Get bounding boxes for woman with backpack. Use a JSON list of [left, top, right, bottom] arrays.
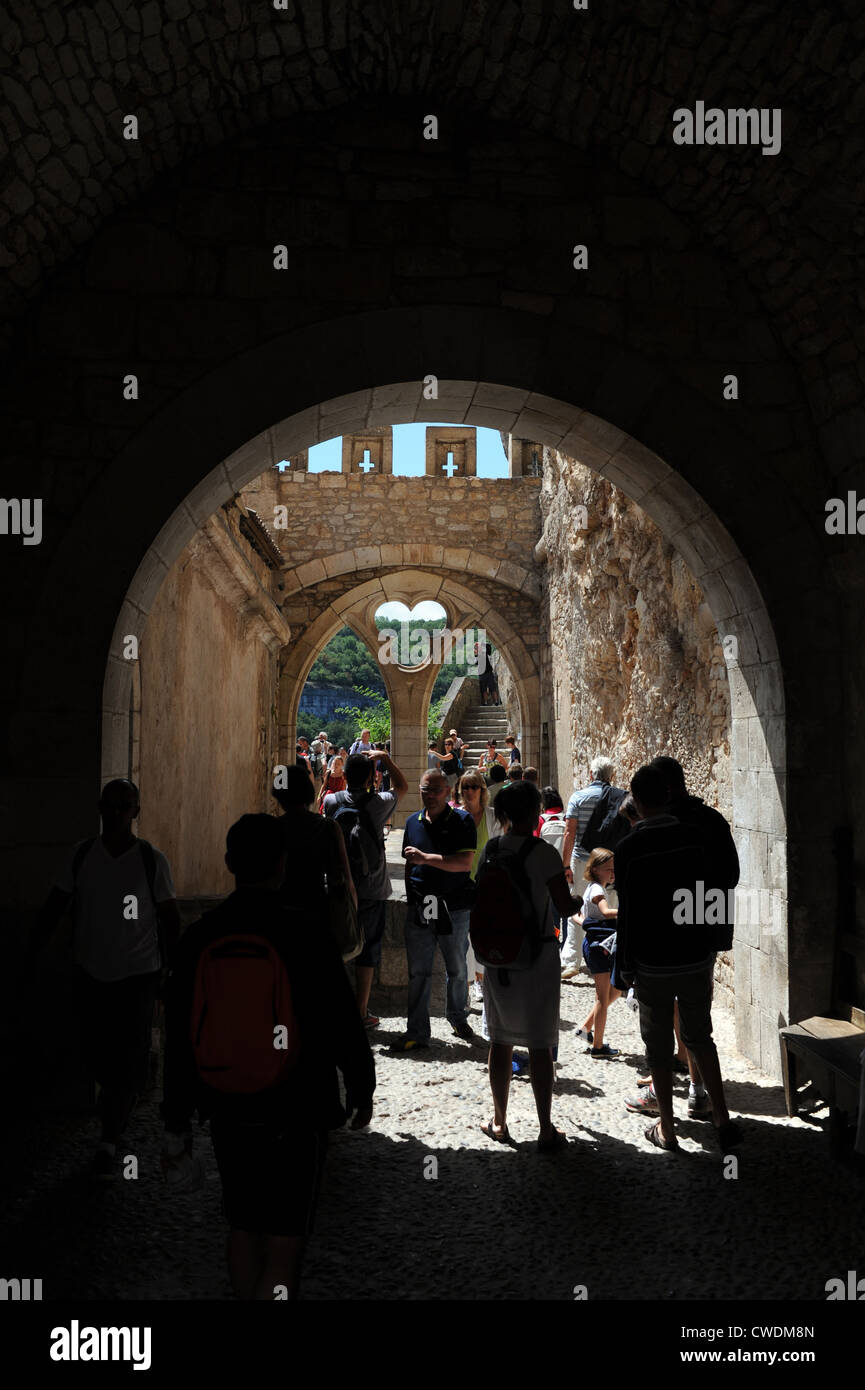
[[472, 780, 584, 1152]]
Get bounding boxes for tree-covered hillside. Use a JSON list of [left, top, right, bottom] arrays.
[[306, 621, 489, 699]]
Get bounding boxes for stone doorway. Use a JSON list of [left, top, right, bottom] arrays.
[[98, 383, 791, 1074]]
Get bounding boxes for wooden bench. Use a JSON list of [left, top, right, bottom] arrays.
[[779, 1016, 864, 1156]]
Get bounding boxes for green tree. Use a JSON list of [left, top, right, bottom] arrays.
[[334, 688, 391, 743]]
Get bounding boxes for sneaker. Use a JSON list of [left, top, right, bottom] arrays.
[[88, 1148, 116, 1182], [471, 980, 484, 1003], [574, 1028, 594, 1044], [623, 989, 639, 1014], [451, 1020, 476, 1042], [590, 1044, 620, 1059], [363, 1012, 380, 1029], [625, 1087, 659, 1114], [688, 1091, 713, 1120], [391, 1036, 429, 1052], [561, 967, 580, 980]]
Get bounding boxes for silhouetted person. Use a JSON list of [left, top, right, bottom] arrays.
[[28, 779, 180, 1180], [162, 814, 374, 1300], [650, 755, 740, 892], [324, 749, 408, 1026], [475, 780, 584, 1150], [615, 764, 742, 1152], [638, 755, 740, 1117], [272, 765, 357, 959], [396, 769, 477, 1050], [486, 761, 508, 808]]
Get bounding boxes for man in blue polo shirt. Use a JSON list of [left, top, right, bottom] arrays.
[[395, 769, 477, 1052]]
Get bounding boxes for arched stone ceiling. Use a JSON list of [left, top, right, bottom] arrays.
[[2, 0, 862, 385]]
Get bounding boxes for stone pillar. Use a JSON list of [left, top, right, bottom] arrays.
[[341, 426, 393, 474], [384, 664, 440, 828], [425, 426, 477, 477]]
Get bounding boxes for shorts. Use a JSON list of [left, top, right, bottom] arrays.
[[582, 936, 613, 976], [356, 897, 387, 968], [209, 1115, 327, 1237], [78, 968, 161, 1093], [635, 960, 717, 1073]]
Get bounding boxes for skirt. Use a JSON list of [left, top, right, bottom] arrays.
[[483, 940, 560, 1049]]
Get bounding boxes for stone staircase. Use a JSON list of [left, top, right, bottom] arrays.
[[453, 701, 513, 765]]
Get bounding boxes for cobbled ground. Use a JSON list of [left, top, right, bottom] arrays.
[[4, 973, 864, 1301]]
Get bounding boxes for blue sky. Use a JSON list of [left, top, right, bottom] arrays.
[[282, 425, 508, 618], [280, 423, 509, 477]]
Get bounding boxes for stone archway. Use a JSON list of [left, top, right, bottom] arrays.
[[277, 566, 542, 824], [96, 375, 791, 1071]]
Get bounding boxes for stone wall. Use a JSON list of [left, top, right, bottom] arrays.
[[138, 504, 285, 898], [540, 448, 731, 812], [240, 470, 543, 581], [490, 653, 522, 749], [538, 447, 736, 1004]]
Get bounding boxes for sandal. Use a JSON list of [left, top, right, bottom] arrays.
[[537, 1128, 568, 1154], [480, 1118, 510, 1143], [717, 1119, 744, 1151], [645, 1121, 679, 1151]]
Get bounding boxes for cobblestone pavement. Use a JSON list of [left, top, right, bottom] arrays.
[[4, 975, 864, 1302]]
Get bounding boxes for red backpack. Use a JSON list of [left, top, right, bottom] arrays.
[[470, 837, 550, 981], [190, 934, 300, 1094]]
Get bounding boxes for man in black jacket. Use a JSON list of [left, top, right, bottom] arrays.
[[161, 814, 375, 1300], [615, 765, 741, 1153], [651, 755, 740, 896]]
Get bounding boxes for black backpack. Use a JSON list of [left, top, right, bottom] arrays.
[[330, 792, 384, 884], [579, 785, 626, 853]]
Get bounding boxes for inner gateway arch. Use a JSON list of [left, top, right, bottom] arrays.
[[101, 400, 788, 1077]]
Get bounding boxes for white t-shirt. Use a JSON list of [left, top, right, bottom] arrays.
[[484, 834, 565, 934], [583, 881, 613, 928], [56, 838, 175, 982]]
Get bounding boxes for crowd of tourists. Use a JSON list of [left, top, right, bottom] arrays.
[[27, 732, 742, 1299]]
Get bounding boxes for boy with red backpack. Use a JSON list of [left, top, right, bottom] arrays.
[[161, 814, 374, 1300]]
